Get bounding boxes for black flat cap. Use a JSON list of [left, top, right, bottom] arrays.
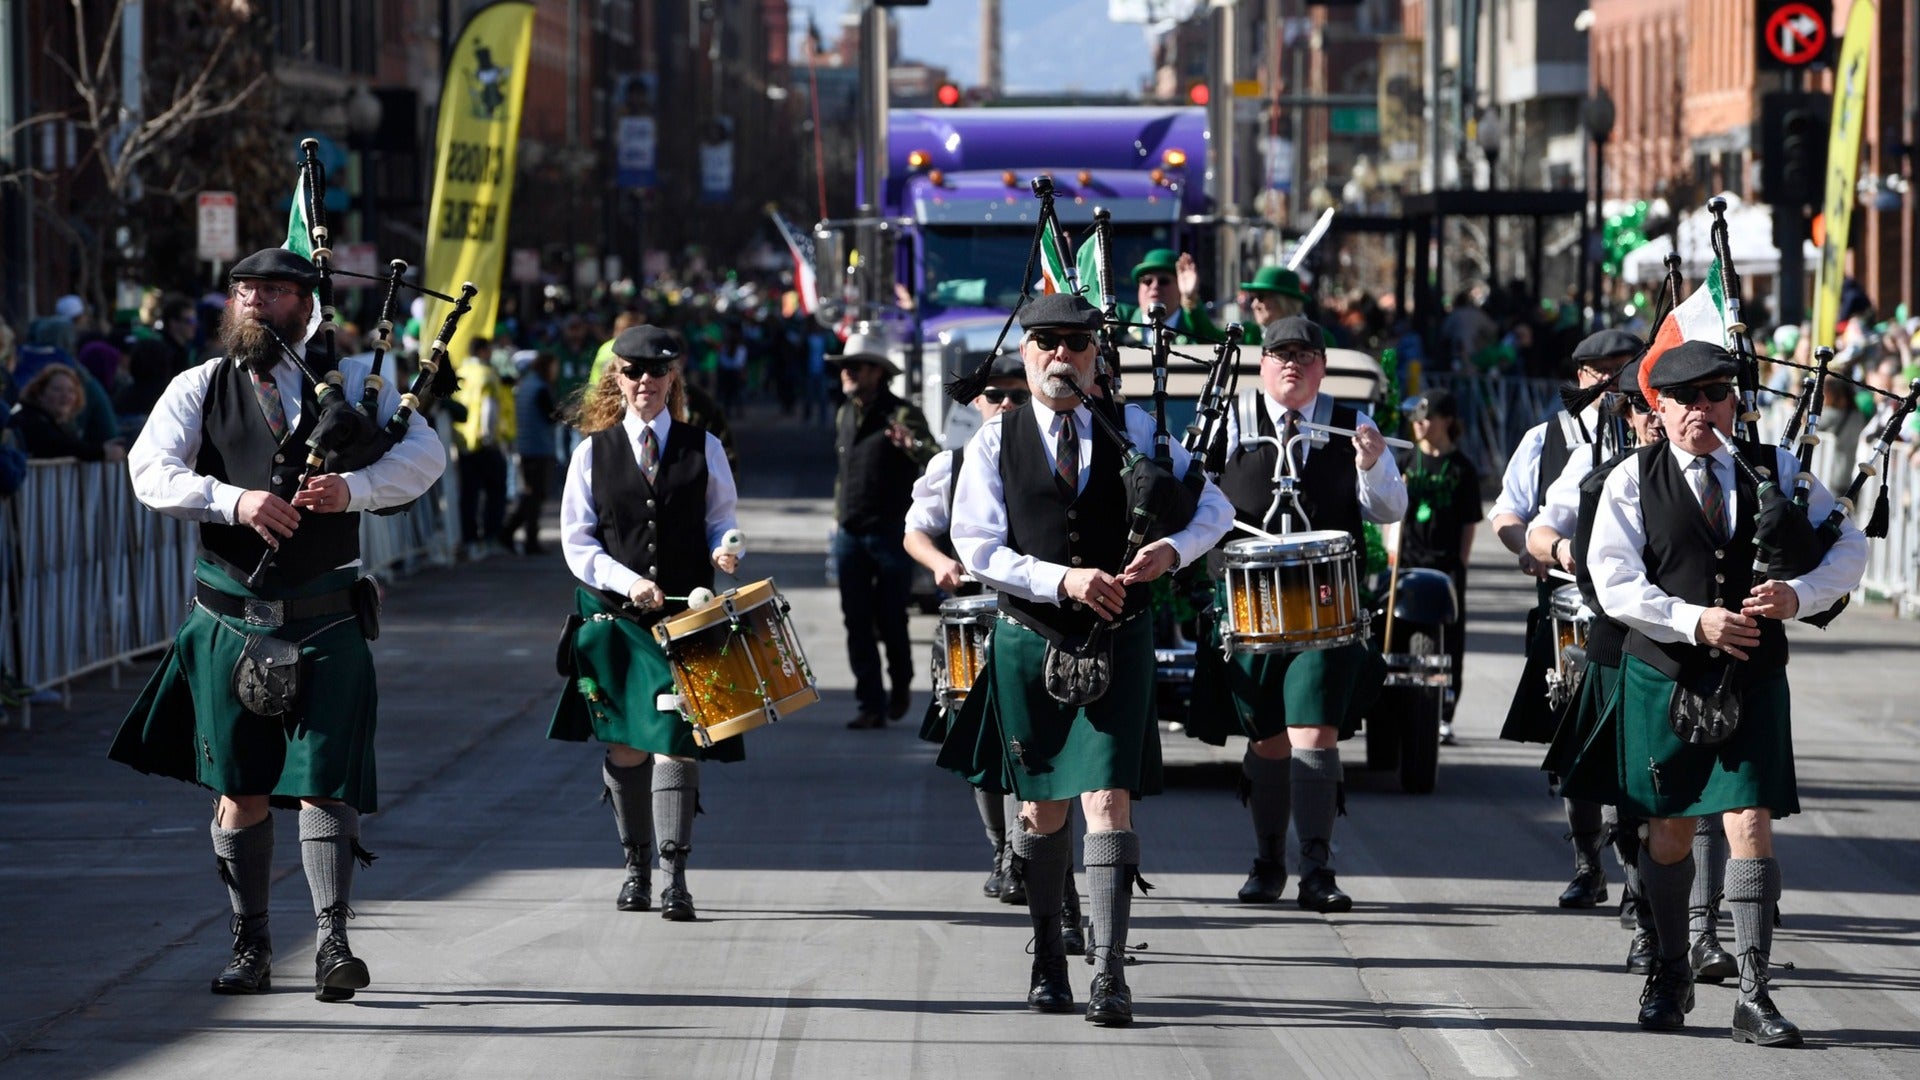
[[229, 248, 320, 289], [612, 325, 683, 362], [1018, 292, 1101, 331], [1617, 357, 1644, 395], [982, 351, 1026, 380], [1647, 339, 1738, 389], [1261, 315, 1325, 351], [1571, 328, 1643, 363], [1406, 386, 1458, 421]]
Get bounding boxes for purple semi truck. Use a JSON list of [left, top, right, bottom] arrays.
[[811, 105, 1212, 441]]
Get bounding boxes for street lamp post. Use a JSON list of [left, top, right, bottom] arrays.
[[1476, 107, 1503, 283], [1583, 88, 1615, 325]]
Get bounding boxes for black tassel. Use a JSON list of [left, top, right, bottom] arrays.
[[1130, 867, 1156, 895], [215, 856, 237, 890], [350, 839, 378, 869], [1868, 482, 1891, 539], [695, 792, 706, 816], [1235, 771, 1252, 807], [945, 355, 999, 405], [1559, 380, 1608, 415], [1335, 781, 1347, 818]]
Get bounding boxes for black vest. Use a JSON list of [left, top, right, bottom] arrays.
[[1572, 450, 1632, 666], [197, 360, 359, 588], [1533, 411, 1583, 516], [998, 402, 1138, 640], [1218, 398, 1364, 545], [589, 420, 714, 622], [836, 390, 918, 533], [1622, 439, 1787, 679], [935, 446, 965, 560]]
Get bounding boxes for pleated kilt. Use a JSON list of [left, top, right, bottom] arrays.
[[1499, 581, 1559, 743], [1560, 654, 1796, 819], [548, 587, 745, 762], [109, 560, 380, 812], [936, 615, 1160, 801]]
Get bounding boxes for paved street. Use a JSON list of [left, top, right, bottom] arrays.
[[4, 406, 1920, 1079]]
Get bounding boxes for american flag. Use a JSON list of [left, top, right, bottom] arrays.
[[767, 208, 820, 316]]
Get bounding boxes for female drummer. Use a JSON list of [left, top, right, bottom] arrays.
[[551, 325, 741, 922], [1387, 387, 1482, 743]]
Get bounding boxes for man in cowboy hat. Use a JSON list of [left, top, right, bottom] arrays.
[[110, 246, 446, 1004], [1576, 339, 1864, 1046], [831, 325, 938, 729]]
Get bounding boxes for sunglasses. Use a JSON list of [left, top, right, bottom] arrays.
[[1029, 332, 1092, 352], [1137, 275, 1175, 289], [980, 387, 1032, 405], [1662, 382, 1735, 406], [621, 360, 675, 378]]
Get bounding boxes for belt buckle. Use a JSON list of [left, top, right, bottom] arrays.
[[243, 598, 285, 628]]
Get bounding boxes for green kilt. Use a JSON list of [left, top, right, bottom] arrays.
[[1542, 657, 1620, 782], [109, 560, 380, 812], [936, 615, 1159, 800], [1499, 582, 1558, 743], [1562, 655, 1796, 819], [548, 587, 745, 762], [1181, 581, 1384, 745]]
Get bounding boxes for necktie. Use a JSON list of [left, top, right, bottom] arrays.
[[1695, 456, 1729, 542], [640, 425, 660, 483], [251, 369, 287, 440], [1282, 409, 1303, 471], [1054, 412, 1079, 497]]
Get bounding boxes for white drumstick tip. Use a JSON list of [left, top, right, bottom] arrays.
[[721, 529, 746, 555], [686, 587, 717, 608]]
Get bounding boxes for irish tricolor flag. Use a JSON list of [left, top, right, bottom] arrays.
[[1639, 258, 1731, 401], [284, 180, 324, 341], [1036, 219, 1104, 299]]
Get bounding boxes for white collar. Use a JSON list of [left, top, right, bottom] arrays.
[[623, 408, 670, 444]]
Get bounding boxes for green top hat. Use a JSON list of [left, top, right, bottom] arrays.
[[1130, 248, 1179, 283], [1238, 265, 1307, 301]]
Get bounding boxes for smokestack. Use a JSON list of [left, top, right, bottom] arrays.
[[981, 0, 1000, 97]]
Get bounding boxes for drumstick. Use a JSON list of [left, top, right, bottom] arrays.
[[1234, 518, 1283, 541], [1547, 568, 1577, 583], [1300, 419, 1416, 451], [664, 588, 719, 607]]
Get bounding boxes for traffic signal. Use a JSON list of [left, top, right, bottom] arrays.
[[1759, 91, 1830, 210], [1187, 81, 1209, 106], [936, 83, 961, 107]]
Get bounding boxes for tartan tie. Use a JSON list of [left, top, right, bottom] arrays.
[[640, 426, 660, 483], [251, 369, 287, 440], [1282, 409, 1303, 471], [1054, 412, 1078, 497], [1695, 456, 1729, 542]]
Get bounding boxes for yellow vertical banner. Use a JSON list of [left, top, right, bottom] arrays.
[[424, 0, 536, 366], [1811, 0, 1875, 346]]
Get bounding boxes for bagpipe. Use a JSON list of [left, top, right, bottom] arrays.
[[247, 138, 480, 589]]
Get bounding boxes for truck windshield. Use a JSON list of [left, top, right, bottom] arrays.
[[921, 224, 1176, 311]]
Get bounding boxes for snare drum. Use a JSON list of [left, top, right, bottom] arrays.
[[1220, 532, 1366, 654], [1545, 584, 1593, 709], [935, 594, 997, 712], [652, 579, 819, 747]]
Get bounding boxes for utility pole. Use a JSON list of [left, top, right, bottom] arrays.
[[980, 0, 1000, 97], [1208, 0, 1239, 303], [858, 1, 890, 316], [0, 0, 31, 319]]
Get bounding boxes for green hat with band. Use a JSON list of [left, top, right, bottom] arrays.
[[1238, 265, 1308, 300]]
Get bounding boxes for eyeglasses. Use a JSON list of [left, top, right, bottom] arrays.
[[232, 281, 301, 303], [1029, 332, 1092, 352], [622, 359, 675, 379], [1262, 349, 1322, 367], [980, 387, 1032, 405], [1663, 382, 1735, 406], [1626, 395, 1653, 415], [1137, 275, 1174, 289]]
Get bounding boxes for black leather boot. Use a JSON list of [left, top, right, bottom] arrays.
[[1625, 929, 1655, 975], [1559, 861, 1608, 908], [1636, 956, 1695, 1031], [1690, 928, 1737, 983], [211, 913, 272, 995], [617, 842, 652, 912], [1298, 868, 1353, 913], [983, 843, 1007, 900], [659, 842, 695, 922], [313, 904, 370, 1003], [1026, 915, 1073, 1013], [1085, 971, 1133, 1026], [1237, 856, 1287, 904], [1000, 851, 1028, 905], [1730, 948, 1803, 1047]]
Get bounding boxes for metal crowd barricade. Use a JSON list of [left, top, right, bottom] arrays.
[[1859, 450, 1920, 615], [3, 458, 455, 730], [1423, 372, 1564, 488]]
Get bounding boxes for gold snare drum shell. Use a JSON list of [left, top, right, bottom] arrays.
[[1221, 532, 1366, 654]]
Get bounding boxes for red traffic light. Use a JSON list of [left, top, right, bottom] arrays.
[[936, 83, 961, 107], [1187, 82, 1209, 106]]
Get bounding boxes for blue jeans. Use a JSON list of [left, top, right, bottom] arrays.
[[833, 528, 914, 714]]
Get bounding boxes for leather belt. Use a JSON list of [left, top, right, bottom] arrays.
[[196, 582, 355, 628]]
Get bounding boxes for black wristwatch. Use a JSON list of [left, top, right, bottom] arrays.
[[1551, 538, 1568, 563]]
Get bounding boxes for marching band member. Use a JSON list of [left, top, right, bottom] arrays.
[[1185, 315, 1406, 912], [941, 293, 1232, 1026], [1574, 340, 1865, 1045], [550, 325, 741, 923], [1492, 328, 1636, 908], [110, 248, 446, 1002]]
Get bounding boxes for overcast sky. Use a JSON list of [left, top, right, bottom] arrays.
[[795, 0, 1159, 96]]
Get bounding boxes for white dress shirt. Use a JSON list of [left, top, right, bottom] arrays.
[[1220, 392, 1408, 525], [560, 409, 739, 596], [905, 449, 956, 536], [1589, 441, 1867, 645], [951, 402, 1234, 605], [129, 355, 447, 538]]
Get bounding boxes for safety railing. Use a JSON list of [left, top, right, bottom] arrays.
[[1423, 372, 1565, 488], [1, 458, 456, 729], [1856, 448, 1920, 616]]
